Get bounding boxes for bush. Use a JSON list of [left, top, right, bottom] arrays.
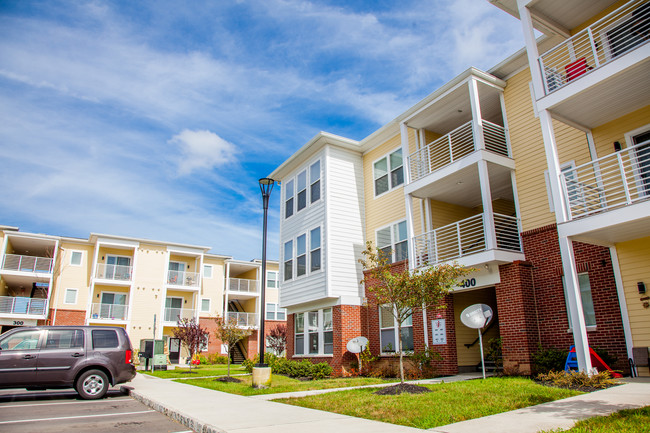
[[537, 369, 619, 389], [242, 354, 332, 379], [208, 354, 228, 364], [409, 347, 443, 378], [532, 346, 567, 374]]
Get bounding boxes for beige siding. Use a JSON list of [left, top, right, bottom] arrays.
[[129, 244, 167, 346], [453, 288, 499, 367], [429, 200, 479, 229], [51, 242, 94, 310], [592, 105, 650, 158], [616, 237, 650, 350]]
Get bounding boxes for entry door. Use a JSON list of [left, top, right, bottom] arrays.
[[633, 131, 650, 196], [0, 329, 42, 386], [106, 255, 131, 280], [169, 261, 185, 284], [165, 297, 183, 322], [169, 338, 181, 364], [101, 292, 127, 319]]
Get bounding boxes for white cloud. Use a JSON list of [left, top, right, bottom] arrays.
[[169, 129, 238, 175]]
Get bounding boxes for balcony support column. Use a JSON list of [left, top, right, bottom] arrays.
[[559, 235, 593, 373], [539, 109, 570, 223], [468, 78, 485, 151], [401, 122, 417, 270], [517, 0, 545, 99], [478, 160, 497, 250]]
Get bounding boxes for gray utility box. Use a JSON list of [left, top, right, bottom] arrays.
[[139, 339, 167, 371]]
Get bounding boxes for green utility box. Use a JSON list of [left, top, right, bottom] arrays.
[[139, 339, 167, 371]]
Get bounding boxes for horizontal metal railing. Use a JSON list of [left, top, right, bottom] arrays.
[[408, 120, 508, 183], [539, 0, 649, 95], [95, 263, 133, 281], [560, 139, 650, 219], [1, 254, 53, 273], [167, 270, 200, 287], [226, 311, 257, 328], [90, 303, 128, 320], [0, 296, 47, 315], [412, 213, 522, 267], [229, 278, 259, 293], [163, 307, 196, 323]]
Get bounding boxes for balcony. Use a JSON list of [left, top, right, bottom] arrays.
[[408, 120, 509, 184], [1, 254, 53, 274], [167, 270, 200, 288], [89, 303, 128, 321], [0, 296, 47, 316], [226, 311, 257, 328], [94, 263, 133, 282], [412, 213, 523, 268], [229, 278, 259, 294], [163, 307, 196, 324]]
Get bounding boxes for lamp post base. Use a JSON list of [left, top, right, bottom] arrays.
[[252, 366, 272, 389]]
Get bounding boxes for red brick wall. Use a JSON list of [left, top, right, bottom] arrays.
[[50, 309, 86, 325]]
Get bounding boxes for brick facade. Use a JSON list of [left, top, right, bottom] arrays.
[[49, 308, 86, 325]]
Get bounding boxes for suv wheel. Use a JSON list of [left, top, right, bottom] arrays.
[[76, 369, 109, 399]]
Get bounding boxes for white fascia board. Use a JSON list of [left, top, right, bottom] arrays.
[[90, 233, 210, 251], [282, 295, 362, 315], [167, 245, 206, 256], [94, 236, 140, 249]]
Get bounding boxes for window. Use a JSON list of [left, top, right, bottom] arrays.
[[310, 160, 321, 203], [45, 329, 83, 349], [379, 306, 413, 353], [200, 334, 209, 352], [165, 297, 183, 322], [267, 271, 278, 288], [64, 288, 78, 305], [285, 179, 294, 218], [294, 308, 332, 356], [563, 273, 596, 328], [284, 240, 293, 281], [266, 303, 276, 320], [377, 221, 408, 263], [296, 234, 307, 277], [297, 170, 307, 212], [201, 299, 211, 313], [323, 308, 333, 354], [374, 149, 403, 196], [92, 330, 119, 349], [310, 227, 321, 272], [631, 129, 650, 196], [266, 303, 286, 320], [105, 255, 131, 280], [295, 313, 304, 355], [70, 251, 83, 266], [545, 162, 577, 213], [203, 265, 213, 278], [0, 330, 40, 351], [307, 311, 319, 354]]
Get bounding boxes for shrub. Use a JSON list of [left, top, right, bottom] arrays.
[[485, 337, 503, 371], [532, 346, 567, 374], [409, 347, 443, 378], [241, 354, 331, 379], [537, 369, 619, 389], [208, 354, 228, 364]]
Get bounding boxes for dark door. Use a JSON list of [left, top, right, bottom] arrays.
[[169, 338, 180, 364], [36, 329, 85, 385], [633, 131, 650, 195], [0, 329, 42, 386]]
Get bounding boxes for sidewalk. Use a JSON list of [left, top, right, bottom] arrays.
[[126, 373, 650, 433]]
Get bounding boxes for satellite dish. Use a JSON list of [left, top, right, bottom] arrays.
[[346, 336, 369, 354], [460, 304, 493, 329]]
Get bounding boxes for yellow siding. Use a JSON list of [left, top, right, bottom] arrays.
[[616, 237, 650, 350], [169, 253, 199, 273], [570, 0, 629, 34], [51, 242, 94, 310], [429, 200, 479, 229], [492, 199, 516, 216], [453, 288, 499, 367], [201, 257, 226, 317], [592, 105, 650, 158]]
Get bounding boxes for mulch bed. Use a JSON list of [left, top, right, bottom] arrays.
[[375, 383, 432, 395], [214, 376, 242, 383], [180, 371, 198, 374], [535, 380, 620, 393]]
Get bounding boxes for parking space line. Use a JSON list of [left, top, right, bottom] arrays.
[[0, 398, 133, 409], [0, 409, 155, 425]]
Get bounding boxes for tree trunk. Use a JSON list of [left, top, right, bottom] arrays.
[[397, 321, 404, 383]]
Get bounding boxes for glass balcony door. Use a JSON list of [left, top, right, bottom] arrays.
[[99, 292, 127, 319], [105, 255, 131, 280]]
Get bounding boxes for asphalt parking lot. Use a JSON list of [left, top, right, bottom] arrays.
[[0, 386, 190, 433]]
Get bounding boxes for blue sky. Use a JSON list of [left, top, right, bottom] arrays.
[[0, 0, 523, 260]]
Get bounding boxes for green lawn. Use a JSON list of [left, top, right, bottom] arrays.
[[275, 377, 583, 429], [139, 364, 247, 378], [183, 374, 397, 396], [543, 406, 650, 433]]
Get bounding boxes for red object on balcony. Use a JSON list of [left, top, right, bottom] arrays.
[[565, 57, 590, 82]]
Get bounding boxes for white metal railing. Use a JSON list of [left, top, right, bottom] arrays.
[[408, 120, 509, 183], [167, 270, 200, 287], [90, 303, 128, 320], [95, 263, 133, 281], [561, 140, 650, 219], [539, 0, 649, 95], [0, 296, 47, 315], [164, 307, 196, 323], [229, 278, 259, 293], [226, 311, 257, 327], [412, 213, 522, 267], [1, 254, 53, 273]]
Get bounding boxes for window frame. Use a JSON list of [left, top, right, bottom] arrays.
[[203, 264, 213, 279], [310, 160, 321, 204], [69, 250, 83, 266], [201, 298, 211, 313], [296, 234, 307, 278], [284, 179, 295, 219], [283, 240, 293, 281], [375, 220, 408, 264], [373, 148, 404, 197], [64, 288, 78, 305], [265, 302, 286, 320], [310, 227, 321, 273], [563, 272, 597, 330], [379, 305, 414, 355], [624, 123, 650, 197], [283, 158, 323, 219], [266, 270, 279, 289], [296, 169, 308, 212], [294, 308, 332, 356]]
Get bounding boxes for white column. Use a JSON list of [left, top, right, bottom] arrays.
[[559, 236, 592, 372], [478, 160, 497, 250], [401, 122, 417, 270], [517, 1, 545, 99], [539, 109, 569, 223], [609, 247, 634, 361], [468, 78, 485, 151]]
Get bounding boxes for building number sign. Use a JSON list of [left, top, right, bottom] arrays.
[[431, 319, 447, 345]]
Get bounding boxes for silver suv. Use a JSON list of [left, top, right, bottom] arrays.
[[0, 326, 136, 399]]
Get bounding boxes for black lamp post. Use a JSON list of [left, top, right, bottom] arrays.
[[257, 177, 275, 367]]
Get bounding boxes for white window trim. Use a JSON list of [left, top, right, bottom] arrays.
[[375, 219, 408, 263], [203, 264, 213, 279], [284, 178, 295, 219], [265, 302, 286, 320], [379, 305, 413, 356], [283, 240, 293, 282], [310, 227, 322, 273], [201, 298, 211, 313], [63, 288, 78, 305], [624, 123, 650, 197], [266, 270, 279, 289], [283, 158, 323, 219], [372, 148, 404, 198], [293, 308, 333, 357], [562, 272, 597, 331], [283, 225, 323, 281], [309, 160, 322, 205], [69, 250, 83, 266]]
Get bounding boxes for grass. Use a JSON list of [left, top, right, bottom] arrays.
[[275, 377, 583, 429], [139, 364, 247, 378], [182, 374, 398, 396], [543, 406, 650, 433]]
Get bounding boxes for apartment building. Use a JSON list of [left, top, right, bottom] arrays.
[[0, 226, 282, 363], [271, 0, 649, 376]]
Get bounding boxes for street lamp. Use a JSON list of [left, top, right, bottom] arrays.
[[257, 177, 275, 367]]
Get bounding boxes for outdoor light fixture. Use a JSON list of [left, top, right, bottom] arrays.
[[638, 282, 646, 294], [258, 177, 275, 367], [614, 141, 622, 152]]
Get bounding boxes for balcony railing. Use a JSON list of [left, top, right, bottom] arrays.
[[1, 254, 53, 273], [0, 296, 47, 316], [167, 270, 200, 287], [226, 311, 257, 328], [164, 307, 196, 323], [90, 303, 128, 320], [412, 213, 522, 268], [95, 263, 133, 281], [408, 120, 509, 183], [539, 0, 649, 95], [229, 278, 259, 293], [560, 140, 650, 220]]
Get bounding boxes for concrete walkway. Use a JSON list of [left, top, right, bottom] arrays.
[[125, 373, 650, 433]]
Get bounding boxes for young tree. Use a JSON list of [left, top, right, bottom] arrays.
[[266, 324, 287, 356], [359, 241, 470, 383], [172, 317, 208, 372], [214, 315, 253, 377]]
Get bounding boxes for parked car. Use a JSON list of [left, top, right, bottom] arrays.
[[0, 326, 136, 399]]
